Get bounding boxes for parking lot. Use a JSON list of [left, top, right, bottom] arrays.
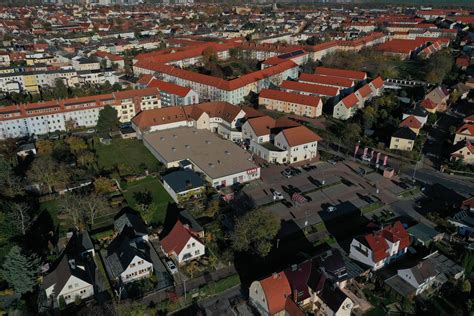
[[240, 159, 414, 233]]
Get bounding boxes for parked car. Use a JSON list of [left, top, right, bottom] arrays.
[[289, 166, 301, 175], [166, 260, 178, 274], [272, 190, 284, 200], [282, 169, 292, 178], [302, 164, 317, 171]]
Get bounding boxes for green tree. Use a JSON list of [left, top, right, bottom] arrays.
[[427, 113, 437, 126], [54, 78, 69, 99], [94, 177, 115, 195], [342, 123, 362, 146], [0, 156, 12, 190], [242, 91, 259, 107], [36, 139, 54, 156], [77, 152, 95, 167], [97, 106, 119, 135], [65, 136, 88, 155], [425, 50, 453, 84], [231, 209, 281, 257], [112, 82, 122, 91], [133, 191, 153, 212], [0, 246, 40, 294], [202, 46, 218, 64], [362, 106, 377, 130]]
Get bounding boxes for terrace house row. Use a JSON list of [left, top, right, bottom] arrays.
[[0, 88, 161, 139], [133, 33, 388, 105]]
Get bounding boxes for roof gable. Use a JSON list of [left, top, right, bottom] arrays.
[[161, 221, 202, 256], [281, 125, 321, 147], [260, 272, 292, 315]]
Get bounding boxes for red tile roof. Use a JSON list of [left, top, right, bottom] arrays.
[[314, 66, 367, 81], [113, 88, 160, 99], [358, 84, 373, 98], [260, 272, 292, 315], [400, 115, 422, 129], [365, 233, 389, 263], [0, 88, 160, 121], [370, 76, 384, 90], [456, 56, 470, 67], [420, 98, 437, 110], [456, 124, 474, 136], [259, 89, 321, 107], [281, 125, 321, 146], [341, 93, 360, 108], [464, 115, 474, 123], [363, 221, 410, 263], [135, 59, 298, 91], [161, 221, 201, 256], [284, 298, 305, 316], [280, 80, 339, 97], [246, 116, 276, 137], [381, 221, 410, 250], [132, 101, 246, 129], [137, 74, 154, 86], [148, 78, 191, 97], [284, 260, 312, 303], [94, 50, 124, 61], [132, 106, 189, 129], [375, 38, 428, 54], [299, 73, 354, 88]]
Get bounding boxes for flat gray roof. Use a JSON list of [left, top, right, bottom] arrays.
[[385, 275, 416, 298], [143, 127, 258, 180]]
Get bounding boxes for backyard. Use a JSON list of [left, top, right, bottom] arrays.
[[123, 176, 174, 226], [94, 138, 162, 175], [185, 57, 261, 80]]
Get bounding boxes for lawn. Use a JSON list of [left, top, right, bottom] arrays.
[[123, 177, 174, 225], [94, 138, 161, 175], [199, 274, 241, 297], [39, 197, 71, 236]]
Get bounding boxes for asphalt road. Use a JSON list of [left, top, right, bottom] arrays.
[[403, 166, 474, 197]]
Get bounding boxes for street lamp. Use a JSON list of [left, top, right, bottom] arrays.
[[412, 143, 424, 183]]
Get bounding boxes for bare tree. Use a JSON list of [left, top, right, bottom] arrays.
[[81, 193, 110, 225], [27, 156, 69, 193], [9, 202, 31, 235], [59, 193, 84, 227]]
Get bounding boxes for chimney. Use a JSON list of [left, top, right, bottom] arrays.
[[185, 179, 192, 189]]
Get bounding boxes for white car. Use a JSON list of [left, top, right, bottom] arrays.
[[327, 206, 337, 213], [273, 191, 284, 200], [166, 260, 178, 274]]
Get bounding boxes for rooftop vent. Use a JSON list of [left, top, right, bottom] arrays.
[[185, 144, 191, 149], [205, 140, 211, 144], [173, 134, 177, 138], [171, 147, 176, 151]]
